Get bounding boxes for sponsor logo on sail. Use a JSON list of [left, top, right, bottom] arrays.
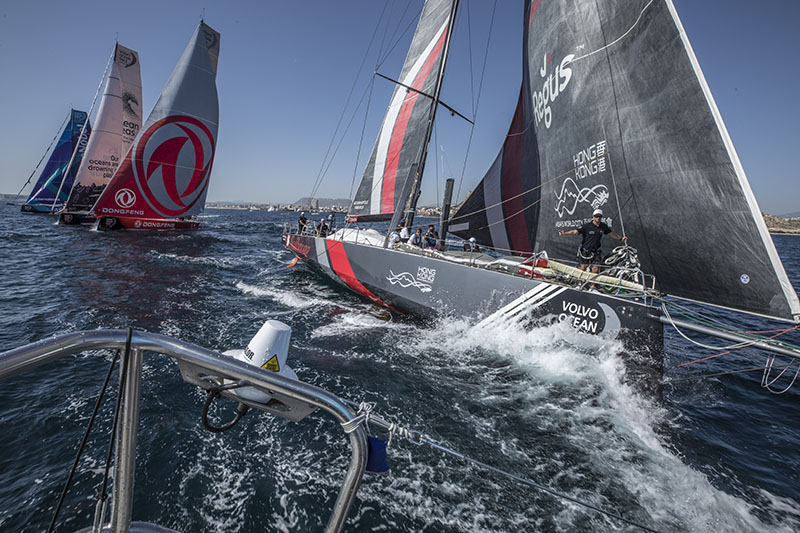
[[554, 178, 609, 217], [117, 48, 137, 68], [115, 188, 136, 208], [554, 140, 610, 219], [532, 53, 574, 129], [132, 115, 215, 217]]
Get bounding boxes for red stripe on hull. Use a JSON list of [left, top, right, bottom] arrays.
[[381, 27, 449, 213], [325, 240, 391, 308]]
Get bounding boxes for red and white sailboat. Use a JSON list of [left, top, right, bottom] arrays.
[[93, 21, 220, 230]]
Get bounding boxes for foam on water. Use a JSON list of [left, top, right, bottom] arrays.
[[364, 317, 799, 531], [235, 281, 329, 310]]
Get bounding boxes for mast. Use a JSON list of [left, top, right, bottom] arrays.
[[403, 0, 459, 230]]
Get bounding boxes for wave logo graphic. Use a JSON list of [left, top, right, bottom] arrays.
[[386, 270, 432, 293], [554, 177, 609, 217], [115, 188, 136, 208], [133, 115, 215, 217]]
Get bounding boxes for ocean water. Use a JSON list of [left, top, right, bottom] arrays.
[[0, 204, 798, 532]]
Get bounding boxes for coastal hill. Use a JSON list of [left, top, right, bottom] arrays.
[[763, 213, 800, 235]]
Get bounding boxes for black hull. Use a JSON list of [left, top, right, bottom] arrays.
[[284, 233, 664, 392], [58, 212, 97, 225]]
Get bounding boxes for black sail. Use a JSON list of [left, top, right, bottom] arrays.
[[347, 0, 454, 223], [453, 0, 799, 322]]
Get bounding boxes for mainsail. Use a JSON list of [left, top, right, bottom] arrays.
[[93, 22, 220, 223], [63, 44, 142, 214], [23, 109, 91, 212], [347, 0, 455, 223], [451, 0, 800, 322]]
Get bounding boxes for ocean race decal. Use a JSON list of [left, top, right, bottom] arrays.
[[134, 115, 215, 217], [554, 139, 610, 230], [386, 265, 436, 293]]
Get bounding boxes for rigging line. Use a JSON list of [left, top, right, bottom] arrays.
[[662, 299, 800, 350], [349, 75, 378, 203], [591, 0, 658, 287], [46, 347, 121, 533], [15, 115, 70, 199], [451, 158, 579, 223], [312, 79, 378, 201], [466, 0, 475, 114], [308, 1, 391, 203], [661, 303, 756, 352], [762, 355, 800, 394], [664, 361, 797, 383], [377, 2, 424, 68], [455, 0, 498, 205], [343, 400, 661, 533], [50, 48, 114, 214], [572, 0, 655, 64]]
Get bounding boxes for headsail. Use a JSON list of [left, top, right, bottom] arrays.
[[23, 110, 91, 211], [93, 22, 220, 222], [64, 44, 142, 214], [347, 0, 455, 223], [451, 0, 800, 322]]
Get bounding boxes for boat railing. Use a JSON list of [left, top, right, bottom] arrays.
[[282, 224, 659, 300], [0, 329, 367, 533]]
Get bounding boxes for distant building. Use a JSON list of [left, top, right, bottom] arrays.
[[311, 199, 319, 210]]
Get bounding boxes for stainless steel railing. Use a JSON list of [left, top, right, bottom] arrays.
[[0, 329, 367, 533]]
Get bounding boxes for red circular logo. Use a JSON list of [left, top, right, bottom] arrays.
[[132, 115, 216, 217]]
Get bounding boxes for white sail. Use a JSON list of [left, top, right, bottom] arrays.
[[64, 44, 142, 213]]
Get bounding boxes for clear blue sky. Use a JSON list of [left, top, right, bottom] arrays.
[[0, 1, 797, 215]]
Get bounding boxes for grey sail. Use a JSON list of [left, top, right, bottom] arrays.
[[452, 0, 799, 322], [347, 0, 454, 223]]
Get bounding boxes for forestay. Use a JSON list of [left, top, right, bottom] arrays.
[[450, 0, 800, 322]]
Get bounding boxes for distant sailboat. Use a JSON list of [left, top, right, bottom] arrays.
[[59, 43, 142, 225], [19, 109, 91, 213], [93, 21, 220, 230]]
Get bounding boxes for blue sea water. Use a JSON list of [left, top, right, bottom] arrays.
[[0, 204, 798, 532]]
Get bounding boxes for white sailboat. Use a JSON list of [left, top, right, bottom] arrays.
[[59, 43, 142, 225]]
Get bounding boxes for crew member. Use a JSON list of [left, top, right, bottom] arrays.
[[298, 212, 307, 234], [399, 221, 411, 243], [317, 218, 329, 237], [463, 237, 480, 253], [558, 208, 627, 275]]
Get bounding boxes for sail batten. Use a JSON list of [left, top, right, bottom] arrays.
[[451, 0, 799, 322]]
